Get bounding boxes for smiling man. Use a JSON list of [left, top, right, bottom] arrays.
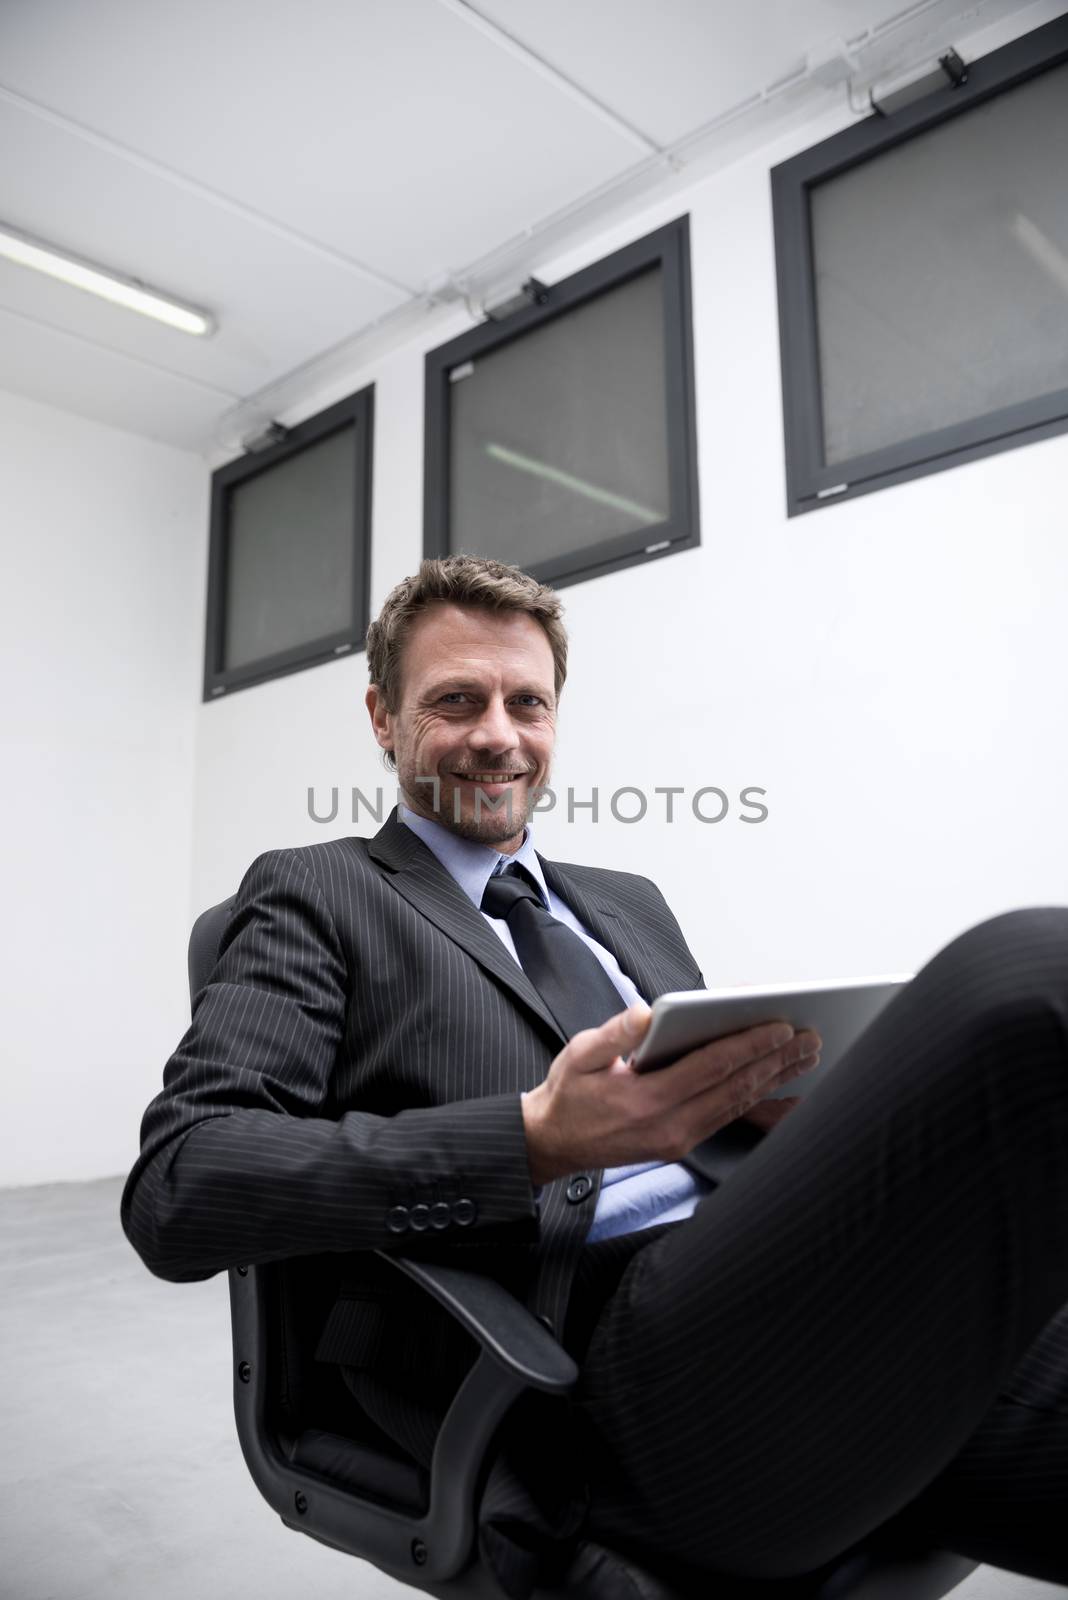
[[123, 555, 1068, 1598], [364, 592, 558, 851]]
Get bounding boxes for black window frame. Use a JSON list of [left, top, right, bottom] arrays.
[[423, 216, 700, 590], [772, 14, 1068, 517], [203, 384, 374, 700]]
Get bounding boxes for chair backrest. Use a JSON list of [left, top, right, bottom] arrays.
[[188, 896, 235, 1006], [185, 895, 415, 1490]]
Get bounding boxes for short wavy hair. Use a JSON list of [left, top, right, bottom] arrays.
[[366, 557, 568, 738]]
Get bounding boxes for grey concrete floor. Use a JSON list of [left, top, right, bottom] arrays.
[[0, 1177, 1063, 1600]]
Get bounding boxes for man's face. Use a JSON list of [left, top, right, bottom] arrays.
[[366, 601, 557, 853]]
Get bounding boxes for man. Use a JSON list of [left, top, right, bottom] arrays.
[[123, 555, 1068, 1597]]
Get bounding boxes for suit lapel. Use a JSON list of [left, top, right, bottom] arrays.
[[366, 810, 565, 1044], [538, 856, 684, 1004], [366, 809, 694, 1040]]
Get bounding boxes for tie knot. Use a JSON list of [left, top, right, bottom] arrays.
[[481, 862, 545, 919]]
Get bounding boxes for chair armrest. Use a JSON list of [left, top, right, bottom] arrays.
[[229, 1253, 576, 1589], [376, 1250, 578, 1393], [370, 1251, 578, 1580]]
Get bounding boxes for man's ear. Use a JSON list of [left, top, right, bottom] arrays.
[[365, 685, 393, 754]]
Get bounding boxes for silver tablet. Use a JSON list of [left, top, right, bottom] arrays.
[[629, 974, 912, 1095]]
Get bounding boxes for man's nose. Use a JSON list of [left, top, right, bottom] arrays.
[[467, 698, 517, 751]]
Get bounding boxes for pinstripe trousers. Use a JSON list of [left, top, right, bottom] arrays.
[[566, 908, 1068, 1588]]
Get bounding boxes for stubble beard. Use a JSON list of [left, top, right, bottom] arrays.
[[397, 758, 547, 848]]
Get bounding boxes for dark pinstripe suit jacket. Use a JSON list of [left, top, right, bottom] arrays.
[[122, 805, 714, 1574]]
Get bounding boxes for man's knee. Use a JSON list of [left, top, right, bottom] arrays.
[[928, 906, 1068, 986], [918, 906, 1068, 1074]]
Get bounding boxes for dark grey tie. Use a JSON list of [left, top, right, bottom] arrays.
[[482, 864, 760, 1186], [480, 862, 628, 1041]]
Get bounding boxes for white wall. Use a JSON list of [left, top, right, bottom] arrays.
[[0, 389, 206, 1186], [191, 84, 1068, 992], [4, 16, 1064, 1191]]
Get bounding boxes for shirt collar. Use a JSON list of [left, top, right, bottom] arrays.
[[399, 800, 548, 910]]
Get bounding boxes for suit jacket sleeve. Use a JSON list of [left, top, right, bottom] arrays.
[[121, 848, 540, 1283]]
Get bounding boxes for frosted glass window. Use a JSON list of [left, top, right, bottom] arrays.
[[223, 427, 355, 672], [812, 61, 1068, 466], [424, 216, 700, 588], [204, 384, 372, 698], [771, 17, 1068, 515], [449, 269, 670, 566]]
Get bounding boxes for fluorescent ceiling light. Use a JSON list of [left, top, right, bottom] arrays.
[[0, 224, 215, 336], [484, 442, 666, 525]]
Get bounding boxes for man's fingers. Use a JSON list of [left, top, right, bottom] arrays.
[[725, 1023, 821, 1068], [683, 1043, 820, 1133], [660, 1022, 818, 1104], [617, 1001, 653, 1053], [572, 1008, 820, 1107], [569, 1001, 652, 1073], [701, 1020, 794, 1072], [680, 1053, 810, 1138], [780, 1043, 822, 1080]]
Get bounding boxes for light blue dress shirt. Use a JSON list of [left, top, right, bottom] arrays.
[[399, 802, 711, 1240]]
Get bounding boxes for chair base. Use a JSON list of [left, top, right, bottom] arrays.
[[391, 1536, 978, 1600]]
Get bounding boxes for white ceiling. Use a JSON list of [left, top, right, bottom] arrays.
[[0, 0, 1056, 452]]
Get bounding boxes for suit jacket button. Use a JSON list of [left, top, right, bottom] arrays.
[[386, 1206, 410, 1234], [429, 1202, 451, 1231], [410, 1204, 430, 1232], [566, 1175, 593, 1203], [452, 1198, 477, 1227]]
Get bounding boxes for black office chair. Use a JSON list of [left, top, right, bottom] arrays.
[[190, 896, 978, 1600]]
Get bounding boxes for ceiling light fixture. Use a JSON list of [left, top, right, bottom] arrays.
[[0, 223, 215, 336]]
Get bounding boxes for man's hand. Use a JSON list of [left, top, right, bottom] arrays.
[[521, 1002, 821, 1186], [740, 1096, 803, 1134]]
